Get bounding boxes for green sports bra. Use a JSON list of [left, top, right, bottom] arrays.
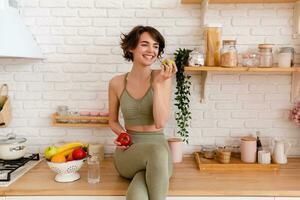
[[119, 72, 154, 126]]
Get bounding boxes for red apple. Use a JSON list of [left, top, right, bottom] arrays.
[[116, 132, 132, 146], [72, 148, 87, 160]]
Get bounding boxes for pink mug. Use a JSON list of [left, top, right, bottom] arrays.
[[240, 136, 257, 163]]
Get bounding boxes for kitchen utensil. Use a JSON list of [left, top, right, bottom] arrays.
[[0, 133, 27, 160], [272, 139, 291, 164], [240, 136, 257, 163], [47, 158, 86, 183]]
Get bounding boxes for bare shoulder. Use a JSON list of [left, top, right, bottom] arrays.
[[109, 74, 126, 90]]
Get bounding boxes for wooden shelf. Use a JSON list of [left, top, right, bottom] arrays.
[[185, 66, 298, 73], [185, 66, 300, 103], [51, 113, 109, 128], [182, 0, 297, 4]]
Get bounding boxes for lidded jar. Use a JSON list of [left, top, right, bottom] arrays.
[[220, 40, 238, 67], [258, 44, 274, 67], [204, 23, 222, 66], [240, 136, 257, 163], [188, 47, 204, 67]]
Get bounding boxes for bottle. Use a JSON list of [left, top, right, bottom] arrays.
[[220, 40, 238, 67], [256, 131, 263, 162], [87, 155, 100, 184]]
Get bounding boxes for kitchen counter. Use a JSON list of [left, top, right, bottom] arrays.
[[0, 156, 300, 196]]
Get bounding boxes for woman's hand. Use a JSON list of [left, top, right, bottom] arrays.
[[114, 139, 130, 150], [153, 59, 177, 86]]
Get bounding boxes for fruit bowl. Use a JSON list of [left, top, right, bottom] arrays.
[[47, 158, 86, 183]]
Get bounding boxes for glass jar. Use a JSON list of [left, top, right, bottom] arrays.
[[242, 52, 259, 67], [258, 44, 274, 67], [278, 47, 294, 68], [188, 47, 204, 66], [220, 40, 238, 67], [204, 24, 222, 66], [68, 111, 80, 123], [56, 105, 69, 123], [201, 145, 216, 159]]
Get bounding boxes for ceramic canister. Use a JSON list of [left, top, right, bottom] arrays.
[[240, 136, 257, 163], [167, 138, 183, 163]]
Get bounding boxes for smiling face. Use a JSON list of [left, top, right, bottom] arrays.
[[130, 32, 159, 67]]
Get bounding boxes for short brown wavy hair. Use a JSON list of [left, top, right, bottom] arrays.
[[120, 26, 165, 62]]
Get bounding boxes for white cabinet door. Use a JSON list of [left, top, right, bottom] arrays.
[[275, 198, 300, 200], [6, 197, 125, 200], [5, 196, 277, 200], [0, 197, 4, 200], [167, 197, 274, 200]]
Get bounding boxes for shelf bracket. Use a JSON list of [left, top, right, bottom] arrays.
[[291, 70, 300, 103], [200, 71, 207, 103]]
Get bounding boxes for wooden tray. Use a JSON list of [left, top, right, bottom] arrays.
[[194, 152, 280, 171], [51, 113, 109, 128]]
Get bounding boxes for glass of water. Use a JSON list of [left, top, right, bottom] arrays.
[[87, 155, 100, 184]]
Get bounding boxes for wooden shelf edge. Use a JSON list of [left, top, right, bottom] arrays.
[[184, 66, 297, 73], [52, 122, 109, 128], [52, 113, 109, 120], [181, 0, 296, 4]]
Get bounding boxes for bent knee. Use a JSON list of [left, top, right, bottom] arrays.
[[147, 143, 168, 157]]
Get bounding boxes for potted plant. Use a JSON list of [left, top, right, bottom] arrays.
[[174, 48, 192, 144]]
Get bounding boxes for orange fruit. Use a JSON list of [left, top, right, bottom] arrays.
[[51, 154, 66, 163], [66, 152, 73, 161]]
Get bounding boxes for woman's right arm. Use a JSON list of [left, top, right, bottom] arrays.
[[108, 78, 126, 136]]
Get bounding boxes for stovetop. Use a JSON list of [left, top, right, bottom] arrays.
[[0, 154, 41, 187]]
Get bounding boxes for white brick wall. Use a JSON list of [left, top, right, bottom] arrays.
[[0, 0, 299, 156]]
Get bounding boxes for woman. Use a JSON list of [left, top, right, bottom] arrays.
[[108, 25, 177, 200]]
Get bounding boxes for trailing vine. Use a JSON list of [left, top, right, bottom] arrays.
[[174, 48, 192, 144]]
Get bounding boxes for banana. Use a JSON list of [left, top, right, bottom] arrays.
[[56, 142, 84, 155], [57, 148, 74, 157]]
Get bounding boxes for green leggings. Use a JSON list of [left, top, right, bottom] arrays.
[[113, 131, 173, 200]]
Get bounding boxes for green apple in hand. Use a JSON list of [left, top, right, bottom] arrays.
[[162, 59, 175, 66], [44, 146, 59, 160]]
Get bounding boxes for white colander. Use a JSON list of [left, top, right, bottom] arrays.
[[47, 158, 86, 182]]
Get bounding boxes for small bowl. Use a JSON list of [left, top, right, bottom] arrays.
[[47, 158, 86, 183]]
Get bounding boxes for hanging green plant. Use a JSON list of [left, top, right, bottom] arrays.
[[174, 48, 192, 144]]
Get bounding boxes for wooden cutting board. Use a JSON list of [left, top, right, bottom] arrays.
[[194, 152, 280, 171]]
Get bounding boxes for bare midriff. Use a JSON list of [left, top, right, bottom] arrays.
[[125, 124, 163, 133]]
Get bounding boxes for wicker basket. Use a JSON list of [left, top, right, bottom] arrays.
[[0, 84, 11, 127]]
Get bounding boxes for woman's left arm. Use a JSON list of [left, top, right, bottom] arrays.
[[152, 62, 177, 129]]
